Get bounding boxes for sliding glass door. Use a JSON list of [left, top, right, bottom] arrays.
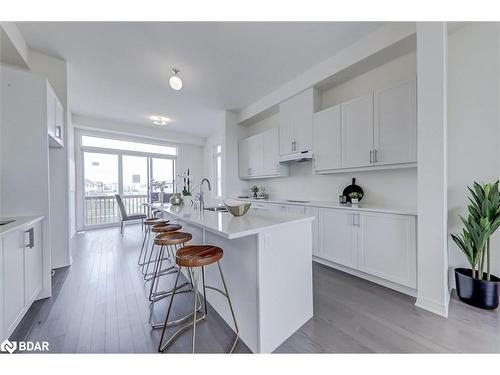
[[83, 152, 119, 225], [79, 134, 177, 229]]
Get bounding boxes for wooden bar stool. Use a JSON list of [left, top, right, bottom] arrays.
[[148, 231, 194, 328], [143, 223, 182, 279], [158, 245, 239, 353], [139, 218, 169, 267]]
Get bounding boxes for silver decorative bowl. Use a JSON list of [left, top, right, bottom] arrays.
[[169, 193, 183, 205], [224, 200, 251, 217]]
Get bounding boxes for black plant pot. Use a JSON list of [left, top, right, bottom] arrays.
[[455, 268, 500, 310]]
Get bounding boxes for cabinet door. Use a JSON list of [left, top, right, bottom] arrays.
[[292, 89, 314, 152], [25, 222, 43, 303], [318, 208, 358, 268], [55, 98, 64, 141], [46, 85, 56, 137], [2, 229, 26, 335], [262, 128, 280, 176], [313, 105, 341, 171], [374, 78, 416, 165], [248, 133, 264, 176], [238, 138, 250, 178], [341, 93, 374, 168], [279, 98, 295, 155], [358, 212, 416, 288]]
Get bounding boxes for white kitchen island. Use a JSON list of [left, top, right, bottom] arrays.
[[150, 203, 314, 353]]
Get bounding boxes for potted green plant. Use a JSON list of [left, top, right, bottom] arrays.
[[349, 191, 362, 206], [250, 185, 259, 199], [451, 180, 500, 309]]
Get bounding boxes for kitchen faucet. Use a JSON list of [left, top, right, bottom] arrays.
[[193, 178, 211, 210]]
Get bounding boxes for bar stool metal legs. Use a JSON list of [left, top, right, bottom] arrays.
[[158, 261, 239, 354]]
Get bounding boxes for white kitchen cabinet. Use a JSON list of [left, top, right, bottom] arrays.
[[262, 128, 282, 176], [46, 83, 64, 148], [357, 212, 416, 288], [238, 137, 251, 178], [2, 230, 26, 336], [25, 222, 43, 303], [0, 220, 44, 341], [341, 93, 374, 168], [279, 88, 318, 156], [239, 128, 288, 179], [318, 208, 358, 269], [374, 78, 417, 166], [313, 104, 341, 171]]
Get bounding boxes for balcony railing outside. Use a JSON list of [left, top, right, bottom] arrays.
[[84, 194, 149, 226]]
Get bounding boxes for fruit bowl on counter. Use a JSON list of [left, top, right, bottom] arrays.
[[224, 199, 252, 217]]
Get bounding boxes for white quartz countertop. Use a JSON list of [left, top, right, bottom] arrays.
[[234, 198, 417, 216], [148, 203, 314, 239], [0, 216, 45, 237]]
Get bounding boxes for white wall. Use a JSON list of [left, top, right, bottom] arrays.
[[235, 52, 418, 209], [447, 23, 500, 280], [415, 22, 449, 317]]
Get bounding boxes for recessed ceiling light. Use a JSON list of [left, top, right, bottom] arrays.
[[169, 68, 183, 91], [149, 115, 170, 126]]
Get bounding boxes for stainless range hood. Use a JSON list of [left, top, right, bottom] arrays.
[[279, 150, 313, 162]]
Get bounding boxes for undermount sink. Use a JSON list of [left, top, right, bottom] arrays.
[[0, 219, 15, 226], [286, 200, 310, 203], [204, 206, 228, 212]]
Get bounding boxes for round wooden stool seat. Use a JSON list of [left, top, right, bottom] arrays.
[[175, 245, 223, 268], [154, 232, 192, 246], [152, 223, 182, 233], [145, 218, 168, 226]]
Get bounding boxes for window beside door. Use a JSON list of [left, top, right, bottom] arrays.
[[213, 144, 222, 198]]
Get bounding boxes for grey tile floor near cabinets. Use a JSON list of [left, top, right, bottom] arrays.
[[11, 225, 500, 353]]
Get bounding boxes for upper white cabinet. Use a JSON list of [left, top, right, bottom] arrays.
[[357, 212, 416, 288], [47, 83, 64, 148], [279, 88, 318, 156], [373, 78, 417, 165], [239, 128, 288, 179], [313, 104, 341, 171], [341, 93, 374, 168], [314, 77, 417, 174]]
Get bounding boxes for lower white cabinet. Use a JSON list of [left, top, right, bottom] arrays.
[[318, 208, 417, 290], [242, 200, 417, 292], [357, 212, 416, 288], [319, 209, 358, 268], [1, 220, 43, 341]]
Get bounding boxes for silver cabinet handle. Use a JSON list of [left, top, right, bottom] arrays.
[[25, 227, 34, 248], [374, 149, 378, 163], [369, 150, 373, 163]]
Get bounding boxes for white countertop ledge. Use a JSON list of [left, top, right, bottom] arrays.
[[235, 198, 417, 216], [0, 216, 45, 237], [149, 203, 314, 239]]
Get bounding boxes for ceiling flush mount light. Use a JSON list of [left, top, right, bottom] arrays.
[[150, 115, 170, 126], [169, 68, 183, 91]]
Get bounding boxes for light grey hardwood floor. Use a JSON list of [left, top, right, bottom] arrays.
[[12, 225, 500, 353]]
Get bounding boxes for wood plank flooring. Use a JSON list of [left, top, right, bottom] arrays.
[[11, 225, 500, 353]]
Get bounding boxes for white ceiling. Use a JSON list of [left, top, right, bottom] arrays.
[[17, 22, 384, 137]]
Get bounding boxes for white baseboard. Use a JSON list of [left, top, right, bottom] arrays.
[[415, 295, 449, 317], [312, 256, 417, 297]]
